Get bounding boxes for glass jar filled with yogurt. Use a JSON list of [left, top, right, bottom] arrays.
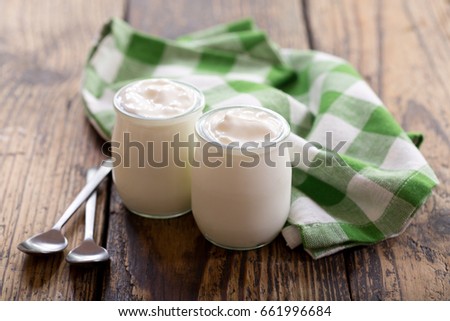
[[192, 106, 292, 250], [112, 78, 204, 218]]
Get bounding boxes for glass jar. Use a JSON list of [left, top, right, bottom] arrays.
[[191, 106, 292, 249], [111, 79, 204, 218]]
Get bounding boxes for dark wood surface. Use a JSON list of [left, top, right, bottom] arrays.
[[1, 0, 449, 300]]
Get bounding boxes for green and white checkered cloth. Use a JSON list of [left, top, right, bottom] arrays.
[[82, 18, 438, 259]]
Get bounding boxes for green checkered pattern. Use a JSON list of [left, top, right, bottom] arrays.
[[82, 18, 438, 259]]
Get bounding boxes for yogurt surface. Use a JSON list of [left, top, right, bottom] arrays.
[[116, 79, 196, 118], [201, 107, 285, 145]]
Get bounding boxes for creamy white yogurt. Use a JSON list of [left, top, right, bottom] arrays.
[[202, 108, 284, 145], [112, 79, 204, 218], [116, 79, 196, 118], [192, 106, 292, 249]]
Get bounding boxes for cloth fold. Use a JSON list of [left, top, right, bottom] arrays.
[[82, 18, 438, 259]]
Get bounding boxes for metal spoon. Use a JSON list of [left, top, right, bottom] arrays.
[[17, 160, 112, 255], [66, 168, 109, 265]]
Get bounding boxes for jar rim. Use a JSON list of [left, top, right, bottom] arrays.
[[195, 105, 291, 151], [113, 78, 205, 121]]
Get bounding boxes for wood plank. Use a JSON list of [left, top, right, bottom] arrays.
[[0, 0, 124, 300], [306, 0, 450, 300], [103, 0, 351, 300], [127, 0, 308, 48]]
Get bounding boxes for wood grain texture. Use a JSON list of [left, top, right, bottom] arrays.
[[306, 0, 450, 300], [0, 0, 123, 300], [102, 0, 351, 301], [127, 0, 308, 48]]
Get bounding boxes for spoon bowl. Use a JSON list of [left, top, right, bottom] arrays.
[[65, 168, 110, 265], [17, 229, 68, 255], [65, 239, 109, 265]]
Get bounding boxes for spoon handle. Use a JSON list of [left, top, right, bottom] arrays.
[[52, 160, 112, 230], [84, 168, 98, 241]]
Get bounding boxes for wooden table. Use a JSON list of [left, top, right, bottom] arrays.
[[1, 0, 449, 301]]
